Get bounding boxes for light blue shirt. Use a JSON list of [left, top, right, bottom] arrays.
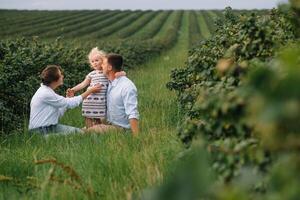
[[29, 84, 82, 129], [107, 76, 139, 129]]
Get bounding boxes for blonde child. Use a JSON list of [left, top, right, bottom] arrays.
[[67, 47, 124, 128]]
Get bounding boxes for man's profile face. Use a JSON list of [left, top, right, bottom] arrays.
[[102, 57, 111, 75], [56, 69, 64, 86]]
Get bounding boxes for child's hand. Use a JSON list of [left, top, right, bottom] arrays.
[[115, 71, 126, 78], [66, 88, 75, 97], [88, 84, 101, 93]]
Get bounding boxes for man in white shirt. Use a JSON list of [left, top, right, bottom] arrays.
[[29, 65, 101, 135], [88, 54, 139, 136]]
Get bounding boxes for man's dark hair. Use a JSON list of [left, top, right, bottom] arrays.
[[41, 65, 62, 86], [107, 54, 123, 72]]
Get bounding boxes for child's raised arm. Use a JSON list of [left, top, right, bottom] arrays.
[[70, 76, 91, 93]]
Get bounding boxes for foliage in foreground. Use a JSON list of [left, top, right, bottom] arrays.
[[163, 0, 300, 199]]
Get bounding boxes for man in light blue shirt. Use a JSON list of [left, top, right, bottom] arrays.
[[29, 65, 101, 135], [88, 54, 139, 135]]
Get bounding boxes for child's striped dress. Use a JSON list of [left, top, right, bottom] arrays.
[[82, 70, 108, 118]]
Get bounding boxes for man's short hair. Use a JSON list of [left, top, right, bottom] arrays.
[[41, 65, 62, 86], [107, 54, 123, 72]]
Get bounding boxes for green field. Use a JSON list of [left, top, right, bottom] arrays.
[[2, 6, 298, 200], [0, 10, 222, 40], [0, 9, 216, 199]]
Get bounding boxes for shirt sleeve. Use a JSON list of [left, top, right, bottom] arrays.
[[44, 91, 83, 109], [122, 86, 139, 120], [58, 106, 68, 117]]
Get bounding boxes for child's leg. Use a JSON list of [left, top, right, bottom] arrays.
[[101, 118, 108, 125], [93, 118, 102, 126], [85, 118, 94, 128]]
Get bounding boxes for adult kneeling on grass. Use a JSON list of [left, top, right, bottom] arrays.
[[28, 65, 101, 135], [87, 54, 139, 136]]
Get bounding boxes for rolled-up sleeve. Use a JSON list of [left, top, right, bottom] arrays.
[[44, 92, 83, 109], [123, 87, 139, 120]]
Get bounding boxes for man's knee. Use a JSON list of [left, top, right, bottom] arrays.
[[86, 124, 117, 134], [56, 124, 83, 134]]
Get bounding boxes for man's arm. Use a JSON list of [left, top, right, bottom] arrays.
[[45, 84, 101, 109], [123, 85, 139, 135], [129, 118, 139, 136], [60, 84, 101, 116]]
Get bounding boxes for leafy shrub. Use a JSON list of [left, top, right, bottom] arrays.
[[167, 5, 297, 182]]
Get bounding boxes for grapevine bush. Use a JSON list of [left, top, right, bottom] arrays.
[[167, 2, 298, 184]]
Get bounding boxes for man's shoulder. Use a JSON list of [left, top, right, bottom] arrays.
[[35, 85, 50, 95], [119, 76, 137, 90], [31, 85, 53, 102], [119, 76, 135, 83]]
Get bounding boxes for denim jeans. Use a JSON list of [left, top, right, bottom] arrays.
[[30, 124, 83, 135]]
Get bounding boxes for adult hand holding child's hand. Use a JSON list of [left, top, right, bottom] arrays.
[[66, 88, 74, 97]]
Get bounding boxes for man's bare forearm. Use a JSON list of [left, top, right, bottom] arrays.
[[129, 118, 139, 136]]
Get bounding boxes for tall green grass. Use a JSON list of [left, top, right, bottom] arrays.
[[0, 11, 189, 200]]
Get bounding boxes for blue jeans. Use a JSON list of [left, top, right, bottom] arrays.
[[30, 124, 83, 135]]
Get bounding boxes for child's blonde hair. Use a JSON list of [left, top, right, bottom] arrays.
[[88, 47, 106, 62]]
